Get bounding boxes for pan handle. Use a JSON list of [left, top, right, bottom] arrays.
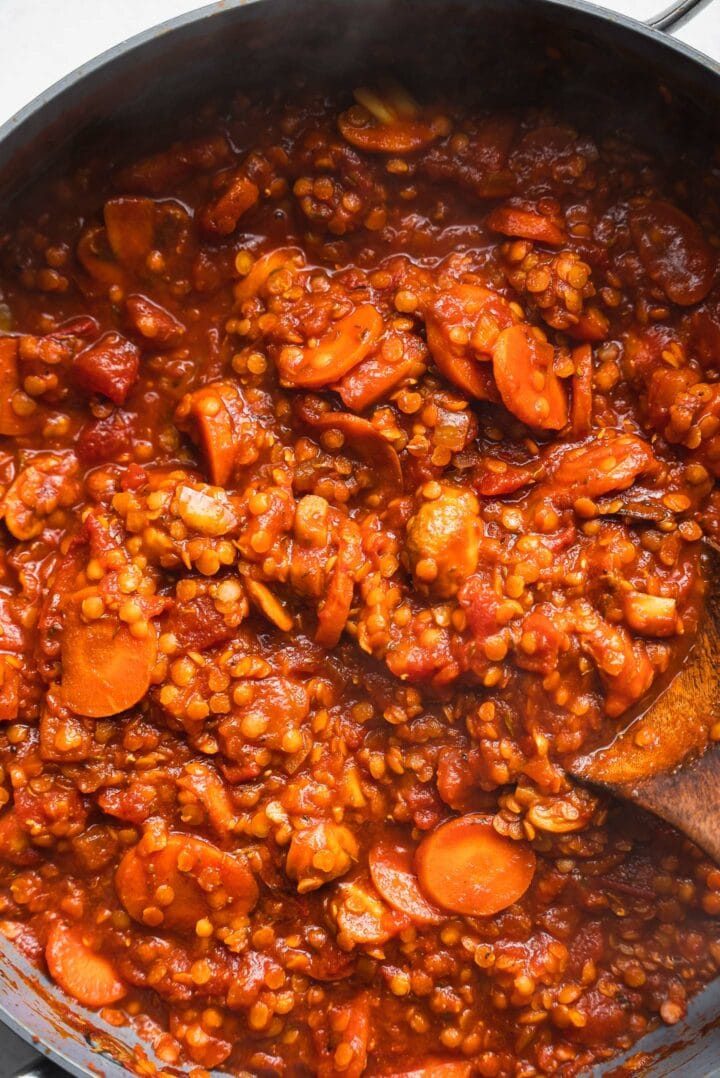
[[12, 1061, 68, 1078], [648, 0, 712, 30]]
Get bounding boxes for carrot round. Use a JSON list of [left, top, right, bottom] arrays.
[[369, 839, 444, 925], [415, 813, 536, 917], [60, 600, 157, 718], [46, 922, 126, 1008], [339, 113, 447, 154], [116, 832, 258, 932], [278, 304, 383, 388], [492, 323, 567, 430]]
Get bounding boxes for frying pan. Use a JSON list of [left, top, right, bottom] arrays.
[[2, 0, 720, 1074]]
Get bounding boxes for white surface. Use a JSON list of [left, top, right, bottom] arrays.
[[0, 0, 719, 129]]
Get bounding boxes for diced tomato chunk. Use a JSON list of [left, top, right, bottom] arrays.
[[72, 332, 140, 404]]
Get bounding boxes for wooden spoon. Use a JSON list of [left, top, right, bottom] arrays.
[[570, 540, 720, 862]]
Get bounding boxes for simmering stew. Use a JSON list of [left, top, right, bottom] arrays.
[[0, 81, 720, 1076]]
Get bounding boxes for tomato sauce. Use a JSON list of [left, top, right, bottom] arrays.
[[0, 80, 719, 1076]]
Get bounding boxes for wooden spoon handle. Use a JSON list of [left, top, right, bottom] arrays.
[[624, 743, 720, 863]]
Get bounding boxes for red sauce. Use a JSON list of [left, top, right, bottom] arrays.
[[0, 81, 719, 1076]]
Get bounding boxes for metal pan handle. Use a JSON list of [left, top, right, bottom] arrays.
[[12, 1060, 68, 1078], [649, 0, 712, 30]]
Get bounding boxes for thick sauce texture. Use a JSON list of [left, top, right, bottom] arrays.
[[1, 83, 720, 1077]]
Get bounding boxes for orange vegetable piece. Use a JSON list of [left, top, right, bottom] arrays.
[[176, 380, 263, 487], [570, 343, 593, 439], [76, 224, 125, 287], [103, 196, 156, 268], [629, 199, 716, 306], [60, 599, 158, 718], [369, 839, 444, 925], [46, 923, 126, 1008], [415, 813, 536, 917], [234, 246, 305, 304], [566, 306, 609, 342], [473, 457, 543, 497], [334, 879, 410, 946], [316, 524, 364, 647], [278, 304, 383, 389], [425, 284, 516, 400], [547, 434, 656, 506], [200, 169, 259, 235], [339, 114, 449, 154], [0, 338, 35, 436], [319, 993, 370, 1078], [116, 832, 258, 932], [492, 324, 568, 429], [297, 399, 403, 493], [339, 84, 450, 154], [486, 205, 566, 246], [336, 332, 427, 411]]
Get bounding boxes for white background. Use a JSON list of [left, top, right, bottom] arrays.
[[0, 0, 719, 128]]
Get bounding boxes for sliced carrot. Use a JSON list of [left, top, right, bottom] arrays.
[[176, 382, 238, 486], [60, 599, 157, 718], [334, 880, 410, 945], [338, 85, 449, 154], [319, 993, 370, 1078], [486, 205, 566, 246], [103, 196, 156, 268], [115, 832, 258, 932], [0, 338, 35, 437], [368, 839, 444, 925], [424, 284, 516, 400], [278, 305, 383, 389], [200, 169, 259, 235], [339, 114, 448, 154], [492, 324, 568, 430], [336, 333, 427, 411], [46, 922, 126, 1008], [547, 434, 656, 506], [473, 458, 543, 497], [297, 399, 403, 494], [245, 577, 294, 633], [570, 343, 593, 440], [415, 813, 536, 917], [234, 246, 305, 304]]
